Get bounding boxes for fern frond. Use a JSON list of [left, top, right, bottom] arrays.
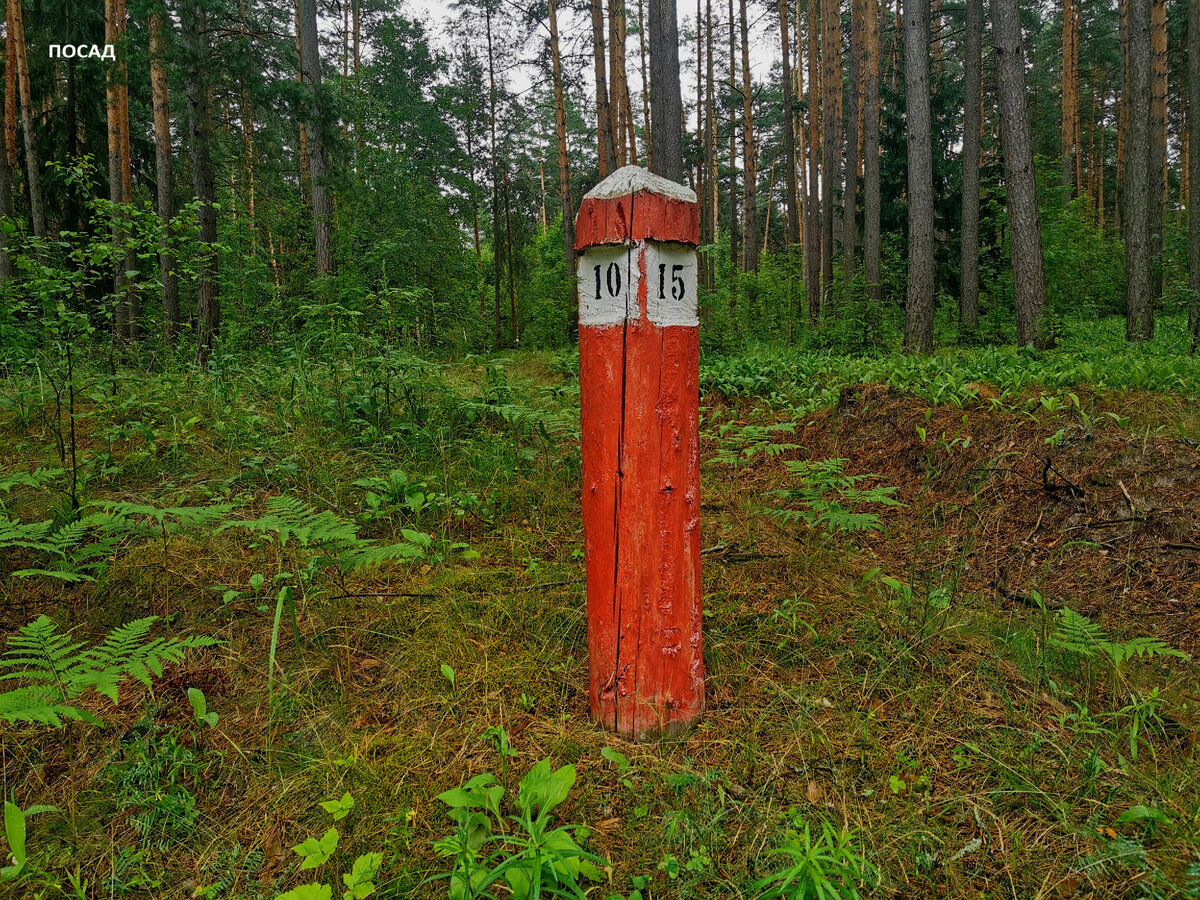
[[0, 516, 54, 551], [0, 687, 97, 727], [0, 616, 219, 722], [1050, 608, 1189, 669], [1049, 607, 1107, 658], [0, 616, 86, 693]]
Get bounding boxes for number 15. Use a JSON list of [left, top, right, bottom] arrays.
[[657, 264, 686, 301]]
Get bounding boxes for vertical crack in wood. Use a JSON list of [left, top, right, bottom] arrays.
[[610, 189, 635, 736]]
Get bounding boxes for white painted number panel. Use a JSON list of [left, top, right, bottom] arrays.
[[578, 242, 697, 327], [643, 242, 698, 327], [578, 244, 639, 326]]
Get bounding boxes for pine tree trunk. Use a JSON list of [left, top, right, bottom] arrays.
[[821, 0, 839, 310], [1189, 0, 1199, 350], [739, 0, 757, 271], [0, 82, 13, 281], [805, 0, 822, 322], [843, 0, 860, 282], [638, 0, 653, 167], [591, 0, 617, 176], [704, 0, 716, 286], [548, 0, 576, 287], [648, 0, 684, 183], [862, 0, 881, 304], [1116, 0, 1128, 233], [779, 0, 800, 250], [992, 0, 1049, 347], [504, 171, 519, 346], [10, 0, 42, 242], [299, 0, 335, 277], [1148, 0, 1166, 302], [116, 0, 137, 337], [184, 0, 220, 364], [903, 0, 934, 353], [3, 19, 14, 177], [150, 5, 179, 344], [608, 0, 627, 164], [295, 0, 309, 203], [106, 0, 136, 341], [1125, 0, 1153, 341], [728, 0, 738, 272], [959, 0, 982, 334], [1061, 0, 1078, 198], [486, 4, 503, 348]]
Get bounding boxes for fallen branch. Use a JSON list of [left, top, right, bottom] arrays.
[[993, 582, 1064, 610]]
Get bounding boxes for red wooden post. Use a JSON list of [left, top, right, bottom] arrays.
[[575, 165, 705, 740]]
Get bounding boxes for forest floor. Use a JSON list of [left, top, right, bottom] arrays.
[[3, 322, 1200, 898]]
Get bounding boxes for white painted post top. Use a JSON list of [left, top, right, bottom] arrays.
[[584, 165, 698, 203]]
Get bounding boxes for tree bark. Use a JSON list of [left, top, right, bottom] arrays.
[[591, 0, 617, 176], [704, 0, 716, 283], [959, 0, 982, 334], [1116, 0, 1128, 233], [739, 0, 757, 271], [9, 0, 42, 242], [299, 0, 335, 277], [1148, 0, 1166, 302], [638, 0, 652, 167], [485, 3, 503, 348], [554, 18, 580, 316], [184, 0, 220, 364], [1061, 0, 1078, 198], [821, 0, 839, 310], [862, 0, 880, 304], [1123, 0, 1153, 340], [648, 0, 684, 183], [106, 0, 137, 342], [548, 0, 576, 281], [3, 18, 14, 177], [843, 0, 860, 282], [903, 0, 934, 353], [804, 0, 821, 322], [1189, 0, 1200, 350], [0, 80, 13, 281], [611, 0, 637, 164], [992, 0, 1049, 347], [727, 0, 738, 272], [778, 0, 800, 251], [150, 5, 180, 344], [295, 0, 309, 202], [504, 171, 518, 346]]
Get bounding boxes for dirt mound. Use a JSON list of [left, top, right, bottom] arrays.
[[801, 385, 1200, 653]]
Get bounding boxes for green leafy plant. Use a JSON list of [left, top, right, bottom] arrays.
[[275, 793, 383, 900], [0, 615, 219, 726], [430, 758, 604, 899], [766, 458, 901, 534], [187, 687, 219, 728], [2, 801, 56, 883], [750, 818, 877, 900]]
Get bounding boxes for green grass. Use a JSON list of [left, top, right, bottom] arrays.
[[2, 316, 1199, 898]]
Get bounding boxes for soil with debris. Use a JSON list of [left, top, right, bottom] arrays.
[[799, 383, 1200, 654]]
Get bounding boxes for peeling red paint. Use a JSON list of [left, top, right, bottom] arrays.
[[576, 167, 704, 740]]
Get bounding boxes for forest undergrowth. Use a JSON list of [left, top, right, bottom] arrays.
[[3, 317, 1200, 898]]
